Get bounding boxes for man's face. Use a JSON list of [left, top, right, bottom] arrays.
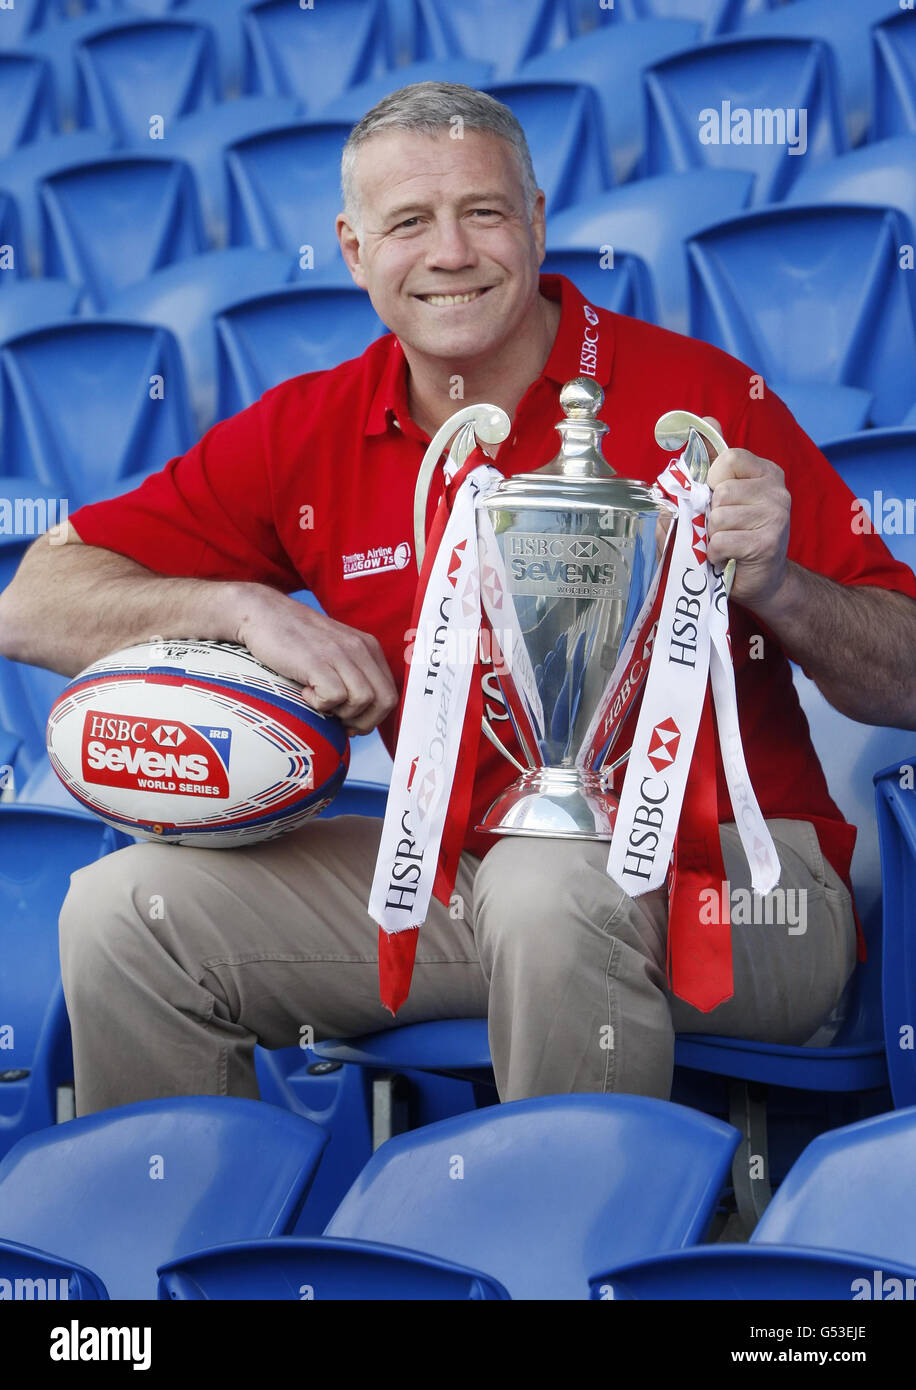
[[336, 127, 546, 368]]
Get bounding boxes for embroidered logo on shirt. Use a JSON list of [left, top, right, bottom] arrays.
[[342, 541, 412, 579]]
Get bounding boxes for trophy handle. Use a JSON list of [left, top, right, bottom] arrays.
[[654, 409, 736, 596], [411, 403, 528, 773]]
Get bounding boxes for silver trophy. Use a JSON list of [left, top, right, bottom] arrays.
[[414, 377, 677, 840]]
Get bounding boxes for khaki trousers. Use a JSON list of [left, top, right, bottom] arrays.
[[59, 815, 857, 1116]]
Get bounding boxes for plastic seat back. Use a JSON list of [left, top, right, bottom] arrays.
[[0, 1097, 329, 1298], [39, 155, 206, 309], [324, 1094, 739, 1299], [0, 52, 57, 155], [319, 58, 495, 121], [688, 204, 916, 426], [74, 18, 220, 145], [541, 248, 656, 323], [0, 0, 55, 51], [225, 121, 352, 282], [242, 0, 391, 109], [547, 168, 753, 334], [215, 283, 384, 419], [751, 1107, 916, 1270], [484, 81, 611, 215], [0, 130, 116, 276], [0, 1238, 108, 1301], [108, 246, 296, 433], [608, 0, 779, 40], [643, 36, 846, 204], [0, 318, 195, 499], [873, 10, 916, 139], [0, 280, 78, 343], [787, 136, 916, 248], [412, 0, 574, 79]]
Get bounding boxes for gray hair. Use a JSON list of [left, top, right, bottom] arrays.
[[340, 82, 539, 231]]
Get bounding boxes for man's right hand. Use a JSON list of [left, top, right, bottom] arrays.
[[235, 587, 398, 736]]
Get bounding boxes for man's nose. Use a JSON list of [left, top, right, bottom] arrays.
[[425, 214, 477, 270]]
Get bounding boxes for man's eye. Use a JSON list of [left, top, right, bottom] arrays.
[[395, 217, 421, 230], [471, 208, 500, 218]]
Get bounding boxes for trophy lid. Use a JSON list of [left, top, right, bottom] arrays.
[[483, 377, 664, 514]]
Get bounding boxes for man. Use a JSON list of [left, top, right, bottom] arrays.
[[1, 84, 914, 1115]]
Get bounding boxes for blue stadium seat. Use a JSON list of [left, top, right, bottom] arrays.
[[215, 283, 384, 420], [770, 381, 873, 444], [0, 806, 126, 1160], [737, 0, 902, 147], [19, 11, 160, 126], [0, 1239, 109, 1301], [108, 247, 297, 432], [0, 193, 24, 283], [483, 81, 612, 215], [541, 248, 656, 322], [594, 1105, 916, 1294], [0, 319, 195, 501], [225, 121, 352, 283], [687, 204, 916, 427], [319, 58, 496, 122], [874, 11, 916, 140], [546, 168, 754, 334], [0, 0, 57, 51], [0, 129, 116, 277], [875, 757, 916, 1110], [39, 155, 206, 310], [519, 19, 702, 184], [177, 0, 260, 97], [0, 1097, 329, 1298], [598, 0, 781, 40], [74, 18, 220, 145], [159, 1095, 740, 1300], [905, 402, 916, 428], [409, 0, 575, 80], [0, 280, 78, 342], [642, 36, 847, 204], [242, 0, 392, 110], [787, 136, 916, 245], [314, 1018, 492, 1074], [155, 94, 302, 246], [0, 52, 57, 155], [159, 1237, 508, 1300]]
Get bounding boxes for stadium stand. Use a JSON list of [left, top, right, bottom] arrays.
[[593, 1106, 916, 1297], [0, 807, 126, 1160], [155, 1095, 740, 1300], [320, 58, 496, 120], [407, 0, 576, 80], [107, 246, 296, 433], [602, 0, 780, 40], [73, 18, 220, 145], [214, 283, 385, 420], [519, 18, 702, 184], [242, 0, 393, 110], [0, 319, 195, 500], [483, 80, 612, 215], [641, 36, 847, 202], [0, 280, 78, 342], [0, 0, 57, 51], [687, 204, 916, 427], [541, 247, 657, 322], [764, 383, 872, 448], [786, 135, 916, 245], [0, 1239, 109, 1301], [178, 0, 260, 97], [38, 155, 207, 310], [546, 168, 755, 334], [0, 52, 58, 156], [0, 1097, 329, 1298], [225, 121, 352, 281], [154, 94, 303, 246], [872, 10, 916, 140], [876, 756, 916, 1110]]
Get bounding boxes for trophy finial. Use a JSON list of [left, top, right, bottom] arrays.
[[560, 377, 604, 420]]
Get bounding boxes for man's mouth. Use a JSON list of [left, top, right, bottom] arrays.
[[415, 287, 491, 306]]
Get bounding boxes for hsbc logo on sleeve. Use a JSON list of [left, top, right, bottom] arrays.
[[81, 711, 231, 798]]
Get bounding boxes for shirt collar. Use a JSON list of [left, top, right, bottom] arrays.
[[365, 273, 616, 437]]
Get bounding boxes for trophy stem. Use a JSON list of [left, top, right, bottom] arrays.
[[477, 768, 619, 841]]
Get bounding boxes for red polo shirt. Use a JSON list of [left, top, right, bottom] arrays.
[[70, 274, 916, 890]]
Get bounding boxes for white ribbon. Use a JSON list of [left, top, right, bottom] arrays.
[[606, 456, 779, 898]]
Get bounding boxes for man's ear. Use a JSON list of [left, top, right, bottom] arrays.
[[531, 188, 548, 266], [336, 211, 367, 289]]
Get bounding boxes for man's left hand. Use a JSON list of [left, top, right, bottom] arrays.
[[701, 415, 791, 612]]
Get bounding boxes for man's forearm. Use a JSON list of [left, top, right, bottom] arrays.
[[0, 532, 252, 676], [746, 560, 916, 729]]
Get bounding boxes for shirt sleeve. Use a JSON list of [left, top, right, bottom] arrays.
[[729, 387, 916, 599], [69, 395, 303, 592]]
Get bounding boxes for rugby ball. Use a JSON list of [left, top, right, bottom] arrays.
[[46, 639, 349, 847]]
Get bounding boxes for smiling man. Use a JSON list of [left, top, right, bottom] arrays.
[[2, 83, 915, 1119]]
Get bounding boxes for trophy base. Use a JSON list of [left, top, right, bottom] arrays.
[[476, 769, 619, 841]]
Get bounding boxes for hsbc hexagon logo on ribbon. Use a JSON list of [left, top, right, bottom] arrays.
[[647, 716, 681, 774]]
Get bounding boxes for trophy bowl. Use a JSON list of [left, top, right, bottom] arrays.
[[473, 378, 674, 839]]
